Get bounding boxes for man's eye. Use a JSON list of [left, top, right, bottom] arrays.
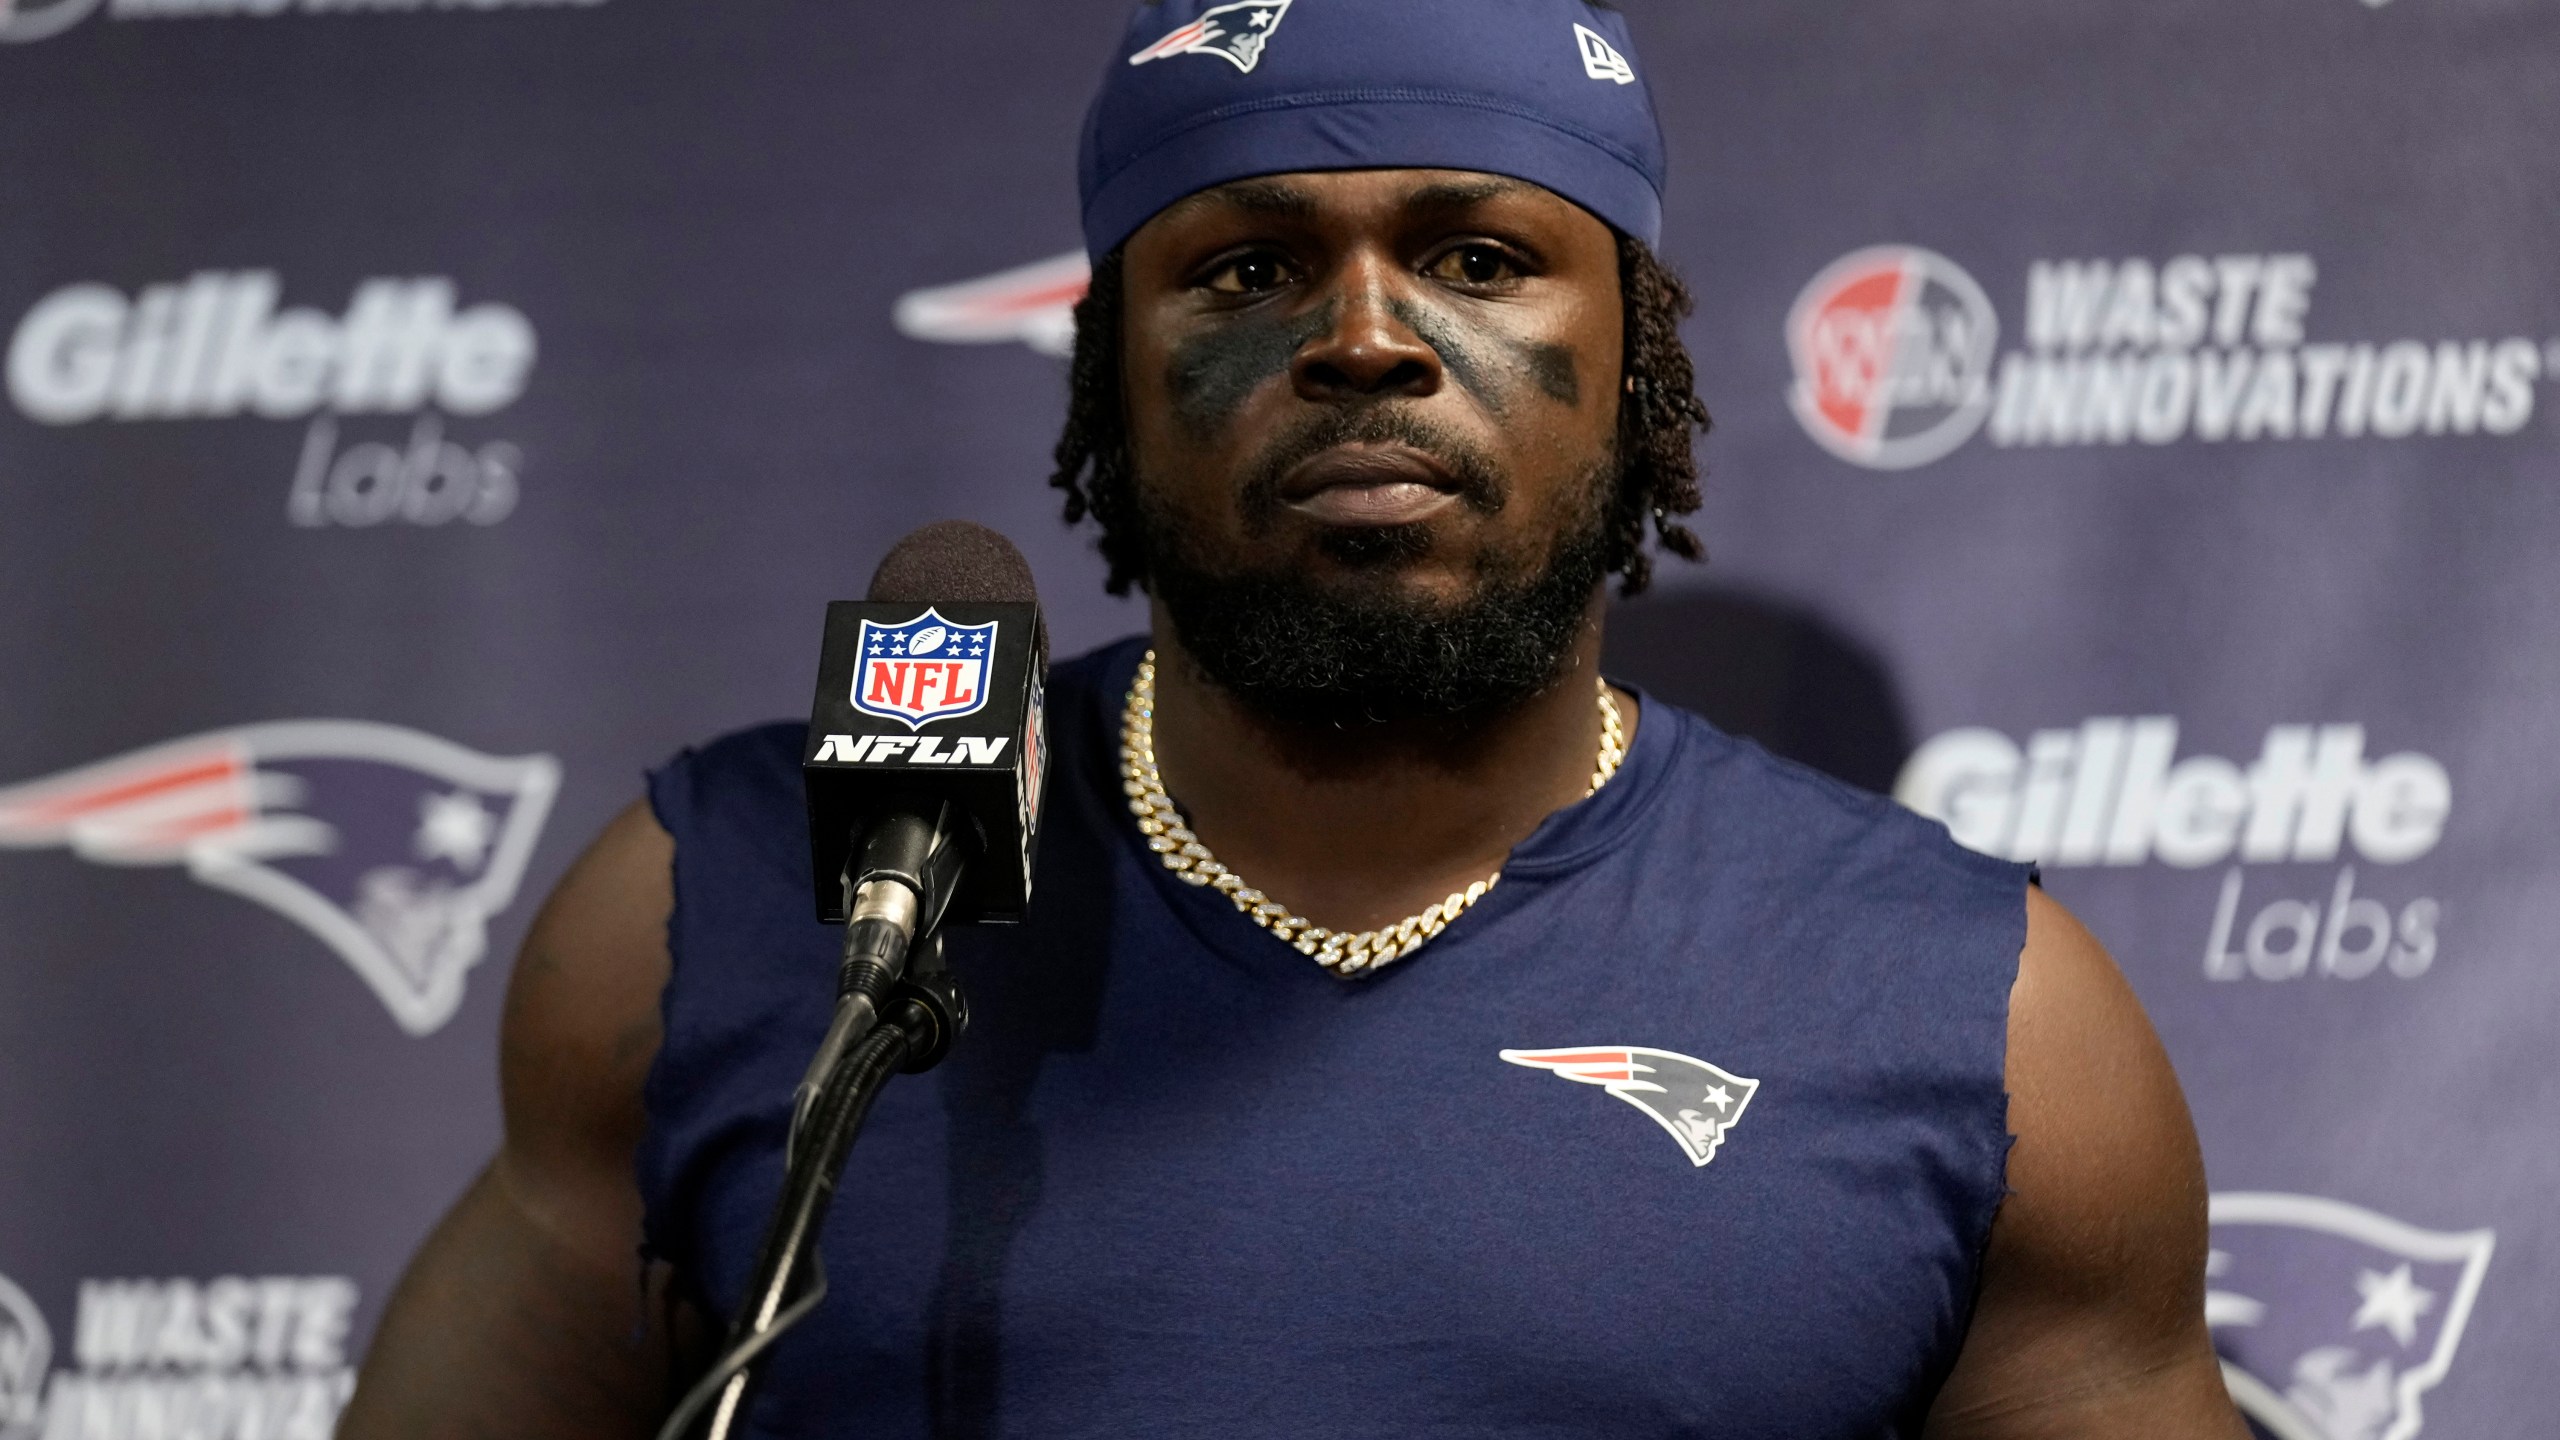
[[1428, 244, 1521, 285], [1204, 253, 1295, 294]]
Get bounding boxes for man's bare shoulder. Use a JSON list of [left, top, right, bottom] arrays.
[[341, 798, 695, 1440], [1924, 887, 2244, 1439], [496, 796, 675, 1232]]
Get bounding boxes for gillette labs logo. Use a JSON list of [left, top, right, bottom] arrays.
[[1898, 720, 2450, 983], [7, 273, 534, 425], [1895, 719, 2447, 870], [1, 0, 601, 47]]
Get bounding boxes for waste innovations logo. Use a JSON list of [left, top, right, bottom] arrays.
[[1, 0, 600, 45], [0, 1272, 45, 1440], [1788, 247, 2553, 468], [1786, 246, 1998, 469], [2208, 1193, 2493, 1440], [0, 721, 559, 1035], [1897, 720, 2448, 985], [0, 1269, 362, 1440], [6, 272, 534, 527]]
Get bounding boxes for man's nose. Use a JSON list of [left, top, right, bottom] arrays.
[[1289, 256, 1443, 402]]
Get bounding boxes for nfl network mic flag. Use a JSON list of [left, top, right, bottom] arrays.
[[803, 601, 1047, 926]]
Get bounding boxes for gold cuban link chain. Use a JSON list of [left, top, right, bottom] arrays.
[[1119, 649, 1626, 977]]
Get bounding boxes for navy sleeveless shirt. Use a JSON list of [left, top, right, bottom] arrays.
[[640, 638, 2026, 1438]]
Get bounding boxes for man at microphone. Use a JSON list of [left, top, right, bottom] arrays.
[[346, 1, 2244, 1435]]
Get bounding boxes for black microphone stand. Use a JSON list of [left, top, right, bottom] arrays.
[[653, 808, 976, 1440]]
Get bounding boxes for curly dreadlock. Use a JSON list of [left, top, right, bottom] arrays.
[[1048, 233, 1711, 596]]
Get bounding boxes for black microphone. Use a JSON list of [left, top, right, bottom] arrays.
[[801, 520, 1049, 1022], [653, 523, 1052, 1440]]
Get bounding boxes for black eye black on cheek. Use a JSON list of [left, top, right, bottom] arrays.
[[1164, 302, 1335, 438], [1524, 343, 1580, 406], [1387, 297, 1583, 412]]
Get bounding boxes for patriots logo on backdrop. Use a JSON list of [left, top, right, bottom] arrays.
[[2206, 1192, 2495, 1440], [0, 722, 559, 1036], [0, 0, 106, 46], [892, 250, 1089, 358], [1127, 0, 1293, 73], [1500, 1046, 1760, 1167], [852, 610, 999, 729]]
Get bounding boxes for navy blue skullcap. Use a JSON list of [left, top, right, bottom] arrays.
[[1078, 0, 1667, 260]]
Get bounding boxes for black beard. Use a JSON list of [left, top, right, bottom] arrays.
[[1139, 465, 1615, 730]]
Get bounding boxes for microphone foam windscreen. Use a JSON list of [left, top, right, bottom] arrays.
[[866, 520, 1041, 607]]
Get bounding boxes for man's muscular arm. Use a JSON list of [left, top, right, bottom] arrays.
[[341, 799, 703, 1439], [1925, 887, 2246, 1440]]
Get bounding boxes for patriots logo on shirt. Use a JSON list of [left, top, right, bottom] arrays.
[[1126, 0, 1293, 74], [1501, 1046, 1760, 1167], [0, 721, 559, 1036], [2206, 1192, 2495, 1440]]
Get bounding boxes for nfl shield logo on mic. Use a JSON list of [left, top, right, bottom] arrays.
[[852, 609, 1000, 729]]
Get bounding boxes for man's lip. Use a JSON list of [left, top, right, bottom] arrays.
[[1276, 444, 1464, 527], [1277, 443, 1459, 501]]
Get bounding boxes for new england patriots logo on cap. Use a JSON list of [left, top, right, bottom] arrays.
[[1501, 1046, 1760, 1167], [2206, 1193, 2494, 1440], [0, 721, 559, 1036], [852, 609, 999, 729], [1127, 0, 1293, 73]]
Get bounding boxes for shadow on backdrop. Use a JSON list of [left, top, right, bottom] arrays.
[[1602, 586, 1914, 796]]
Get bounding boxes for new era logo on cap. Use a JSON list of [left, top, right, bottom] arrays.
[[1574, 22, 1634, 84], [1128, 0, 1293, 74]]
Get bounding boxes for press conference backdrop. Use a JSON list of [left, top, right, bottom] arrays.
[[1, 2, 2549, 1436]]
